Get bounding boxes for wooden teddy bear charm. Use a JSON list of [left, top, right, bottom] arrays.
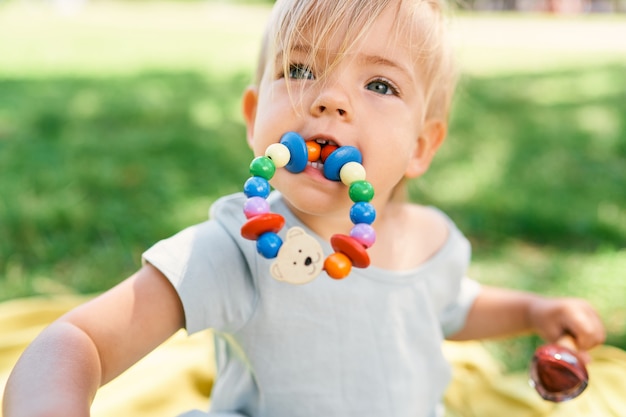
[[270, 227, 324, 285]]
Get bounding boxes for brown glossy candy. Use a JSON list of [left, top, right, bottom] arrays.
[[530, 337, 589, 402]]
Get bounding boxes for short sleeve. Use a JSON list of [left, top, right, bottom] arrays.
[[423, 207, 482, 337], [142, 220, 257, 334], [440, 276, 481, 337]]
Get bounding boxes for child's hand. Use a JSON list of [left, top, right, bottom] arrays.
[[529, 297, 606, 355]]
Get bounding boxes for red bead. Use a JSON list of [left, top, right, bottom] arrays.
[[324, 252, 352, 279], [241, 213, 285, 240], [320, 144, 338, 163], [330, 234, 370, 268]]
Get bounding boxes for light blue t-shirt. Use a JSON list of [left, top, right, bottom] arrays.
[[143, 192, 480, 417]]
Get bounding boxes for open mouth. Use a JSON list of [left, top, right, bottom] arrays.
[[307, 138, 339, 172]]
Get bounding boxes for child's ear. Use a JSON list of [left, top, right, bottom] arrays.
[[404, 119, 447, 179], [242, 86, 259, 148]]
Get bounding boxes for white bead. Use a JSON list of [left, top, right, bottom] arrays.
[[265, 143, 290, 168], [340, 161, 366, 186]]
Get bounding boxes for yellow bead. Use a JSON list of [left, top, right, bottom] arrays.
[[339, 161, 366, 186], [265, 143, 290, 168]]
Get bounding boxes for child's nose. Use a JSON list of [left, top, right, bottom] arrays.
[[314, 105, 347, 117], [310, 84, 352, 121]]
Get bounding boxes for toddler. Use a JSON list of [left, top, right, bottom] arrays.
[[3, 0, 605, 416]]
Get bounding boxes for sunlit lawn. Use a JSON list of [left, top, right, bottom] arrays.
[[1, 2, 625, 369]]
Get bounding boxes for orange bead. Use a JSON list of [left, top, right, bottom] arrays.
[[306, 141, 321, 162], [324, 252, 352, 279]]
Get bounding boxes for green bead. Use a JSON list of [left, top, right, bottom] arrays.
[[349, 180, 374, 202], [249, 156, 276, 180]]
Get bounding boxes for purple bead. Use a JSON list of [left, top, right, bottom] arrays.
[[349, 223, 376, 248], [243, 196, 270, 219], [257, 232, 283, 258]]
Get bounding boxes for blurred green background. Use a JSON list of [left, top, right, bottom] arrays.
[[0, 1, 624, 370]]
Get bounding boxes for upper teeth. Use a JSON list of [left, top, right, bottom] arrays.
[[315, 139, 338, 146]]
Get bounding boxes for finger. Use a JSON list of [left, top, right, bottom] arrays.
[[577, 350, 592, 365], [566, 303, 606, 351]]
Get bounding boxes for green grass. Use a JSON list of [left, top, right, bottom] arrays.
[[1, 2, 625, 370], [0, 71, 252, 296]]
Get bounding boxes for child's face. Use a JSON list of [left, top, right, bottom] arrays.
[[243, 3, 444, 216]]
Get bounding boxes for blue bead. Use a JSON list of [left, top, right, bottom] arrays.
[[279, 131, 308, 173], [257, 232, 282, 258], [323, 146, 362, 181], [349, 201, 376, 225], [243, 176, 270, 198]]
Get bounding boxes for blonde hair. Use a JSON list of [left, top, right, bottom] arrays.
[[254, 0, 457, 123]]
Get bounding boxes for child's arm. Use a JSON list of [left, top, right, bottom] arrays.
[[2, 263, 184, 417], [448, 286, 606, 351]]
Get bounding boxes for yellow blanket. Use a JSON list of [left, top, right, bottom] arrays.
[[1, 297, 625, 416]]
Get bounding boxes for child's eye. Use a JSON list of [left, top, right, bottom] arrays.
[[366, 79, 399, 96], [288, 64, 315, 80]]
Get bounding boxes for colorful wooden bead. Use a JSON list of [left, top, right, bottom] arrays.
[[320, 144, 338, 163], [349, 223, 376, 248], [249, 156, 276, 180], [323, 146, 363, 181], [348, 180, 374, 202], [241, 213, 285, 240], [265, 143, 290, 168], [280, 131, 308, 173], [306, 141, 321, 162], [243, 196, 270, 219], [257, 232, 282, 258], [349, 201, 376, 224], [241, 134, 376, 284], [243, 176, 270, 199], [324, 252, 352, 279], [330, 234, 370, 268], [339, 161, 366, 186]]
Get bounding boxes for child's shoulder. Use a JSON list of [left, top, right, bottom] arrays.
[[372, 201, 459, 270], [403, 201, 452, 252], [410, 202, 461, 236]]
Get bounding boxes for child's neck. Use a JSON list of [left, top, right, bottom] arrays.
[[370, 201, 450, 271], [284, 199, 354, 243]]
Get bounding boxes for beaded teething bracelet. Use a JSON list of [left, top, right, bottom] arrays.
[[241, 131, 376, 285]]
